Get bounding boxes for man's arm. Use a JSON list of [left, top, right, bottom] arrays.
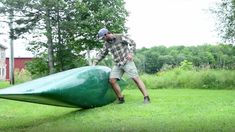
[[122, 35, 136, 54], [93, 44, 108, 65]]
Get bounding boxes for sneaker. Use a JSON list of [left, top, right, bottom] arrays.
[[118, 96, 125, 104], [144, 96, 150, 104]]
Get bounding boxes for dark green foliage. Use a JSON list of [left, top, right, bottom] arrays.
[[135, 44, 235, 74], [25, 57, 49, 79], [144, 51, 159, 73], [25, 54, 87, 79]]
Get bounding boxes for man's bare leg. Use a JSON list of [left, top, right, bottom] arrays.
[[132, 77, 148, 96], [132, 77, 150, 103], [109, 78, 123, 98], [109, 78, 124, 103]]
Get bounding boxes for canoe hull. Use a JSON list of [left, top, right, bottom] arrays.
[[0, 66, 125, 108]]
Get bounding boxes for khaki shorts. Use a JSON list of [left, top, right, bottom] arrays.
[[110, 60, 139, 79]]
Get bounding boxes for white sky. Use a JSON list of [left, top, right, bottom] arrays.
[[1, 0, 222, 57], [124, 0, 221, 49]]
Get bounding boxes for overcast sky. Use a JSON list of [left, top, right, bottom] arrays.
[[124, 0, 221, 49], [1, 0, 222, 57]]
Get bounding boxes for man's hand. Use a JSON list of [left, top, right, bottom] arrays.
[[127, 53, 133, 60]]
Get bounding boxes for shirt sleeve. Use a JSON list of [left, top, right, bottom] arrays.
[[122, 35, 136, 54], [94, 44, 108, 65]]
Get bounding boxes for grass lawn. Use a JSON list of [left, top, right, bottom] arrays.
[[0, 81, 10, 89], [0, 89, 235, 132]]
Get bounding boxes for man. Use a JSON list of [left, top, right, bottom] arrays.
[[93, 28, 150, 104]]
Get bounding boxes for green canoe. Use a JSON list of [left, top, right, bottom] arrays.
[[0, 66, 126, 108]]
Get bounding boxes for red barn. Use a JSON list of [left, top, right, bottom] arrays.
[[6, 57, 32, 80]]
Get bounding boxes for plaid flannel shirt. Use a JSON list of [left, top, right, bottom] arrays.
[[95, 34, 136, 67]]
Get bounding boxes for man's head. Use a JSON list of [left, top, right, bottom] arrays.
[[98, 28, 108, 39], [97, 28, 114, 41]]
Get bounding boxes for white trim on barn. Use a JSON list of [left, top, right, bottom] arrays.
[[0, 43, 7, 80]]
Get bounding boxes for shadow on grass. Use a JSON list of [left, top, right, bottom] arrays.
[[0, 107, 91, 131]]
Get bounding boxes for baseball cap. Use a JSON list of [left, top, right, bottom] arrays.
[[97, 28, 109, 39]]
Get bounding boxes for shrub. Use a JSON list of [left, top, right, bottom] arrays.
[[129, 69, 235, 89], [14, 69, 32, 84]]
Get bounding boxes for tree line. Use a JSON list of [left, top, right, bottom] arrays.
[[133, 44, 235, 74]]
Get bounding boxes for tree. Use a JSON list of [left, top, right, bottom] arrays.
[[144, 51, 159, 73], [211, 0, 235, 44], [0, 0, 29, 84], [0, 0, 57, 74], [25, 56, 49, 78], [1, 0, 129, 77]]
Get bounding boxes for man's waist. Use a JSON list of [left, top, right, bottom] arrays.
[[114, 58, 129, 67]]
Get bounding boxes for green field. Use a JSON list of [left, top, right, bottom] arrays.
[[0, 89, 235, 132]]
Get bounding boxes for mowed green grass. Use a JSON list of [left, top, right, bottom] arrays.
[[0, 89, 235, 132]]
